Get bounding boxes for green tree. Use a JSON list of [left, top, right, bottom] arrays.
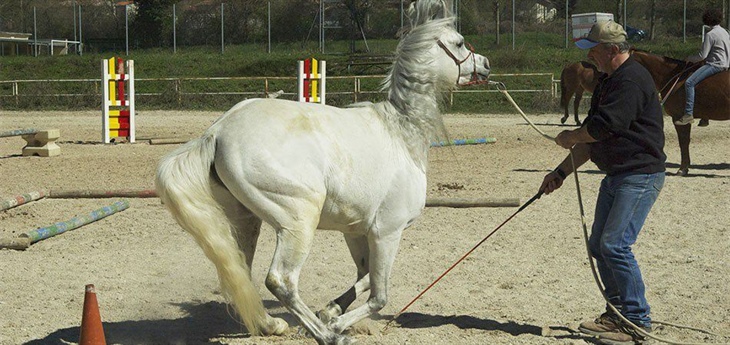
[[133, 0, 178, 48]]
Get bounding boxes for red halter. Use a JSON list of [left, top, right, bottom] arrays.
[[436, 40, 488, 86]]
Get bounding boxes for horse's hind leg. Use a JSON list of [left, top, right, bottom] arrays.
[[212, 183, 263, 274], [318, 234, 371, 322], [266, 217, 351, 345], [209, 183, 288, 336], [573, 92, 583, 126], [560, 91, 572, 124]]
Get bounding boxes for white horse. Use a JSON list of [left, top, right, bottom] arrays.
[[155, 1, 490, 344]]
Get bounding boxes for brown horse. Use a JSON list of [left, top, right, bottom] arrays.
[[559, 61, 600, 125], [631, 50, 730, 175]]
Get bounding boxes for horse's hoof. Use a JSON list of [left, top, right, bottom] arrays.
[[675, 169, 688, 176], [332, 334, 355, 345], [341, 337, 356, 345], [325, 317, 343, 334], [316, 332, 354, 345], [262, 317, 289, 336], [317, 302, 343, 323], [296, 326, 307, 336], [560, 117, 567, 124], [575, 121, 582, 126]]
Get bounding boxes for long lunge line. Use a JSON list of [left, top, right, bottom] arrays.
[[384, 191, 543, 331]]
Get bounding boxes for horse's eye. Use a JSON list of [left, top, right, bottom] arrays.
[[457, 42, 464, 48]]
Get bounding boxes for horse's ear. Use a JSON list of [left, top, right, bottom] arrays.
[[408, 0, 452, 27], [428, 0, 450, 20]]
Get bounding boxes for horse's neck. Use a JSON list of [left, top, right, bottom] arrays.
[[389, 92, 441, 124], [637, 56, 677, 90], [655, 56, 688, 85], [372, 20, 454, 170], [371, 87, 444, 171]]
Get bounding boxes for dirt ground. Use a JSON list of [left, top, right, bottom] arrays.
[[1, 109, 728, 345]]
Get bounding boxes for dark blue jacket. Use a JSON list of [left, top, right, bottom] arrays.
[[584, 57, 666, 175]]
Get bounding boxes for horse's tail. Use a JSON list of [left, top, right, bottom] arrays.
[[155, 134, 268, 335]]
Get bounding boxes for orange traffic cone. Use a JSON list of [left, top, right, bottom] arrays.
[[79, 284, 107, 345]]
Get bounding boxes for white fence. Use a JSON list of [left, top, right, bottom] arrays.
[[0, 73, 559, 107]]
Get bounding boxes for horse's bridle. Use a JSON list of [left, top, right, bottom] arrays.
[[437, 40, 486, 86]]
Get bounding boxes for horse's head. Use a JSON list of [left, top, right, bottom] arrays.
[[380, 0, 491, 154], [437, 32, 491, 86], [400, 0, 490, 88]]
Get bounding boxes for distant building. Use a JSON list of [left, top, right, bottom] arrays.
[[0, 31, 80, 56], [0, 32, 33, 56], [533, 1, 557, 23]]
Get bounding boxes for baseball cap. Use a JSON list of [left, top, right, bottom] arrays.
[[575, 20, 628, 49]]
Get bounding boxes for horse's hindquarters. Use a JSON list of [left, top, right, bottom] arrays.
[[696, 71, 730, 120]]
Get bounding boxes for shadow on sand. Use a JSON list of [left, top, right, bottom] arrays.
[[393, 312, 592, 342], [23, 300, 294, 345]]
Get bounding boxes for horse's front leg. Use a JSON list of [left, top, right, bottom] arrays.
[[327, 228, 404, 334], [318, 234, 371, 323], [318, 276, 371, 323], [266, 224, 352, 345], [674, 122, 692, 176]]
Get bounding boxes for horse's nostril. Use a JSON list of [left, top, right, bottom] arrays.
[[482, 59, 491, 70]]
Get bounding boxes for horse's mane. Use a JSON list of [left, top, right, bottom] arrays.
[[664, 56, 688, 65], [632, 48, 689, 67], [382, 16, 456, 113], [376, 5, 456, 163]]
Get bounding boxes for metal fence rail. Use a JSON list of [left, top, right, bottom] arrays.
[[0, 73, 557, 108]]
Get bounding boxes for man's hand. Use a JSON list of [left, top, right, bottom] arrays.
[[540, 170, 564, 195]]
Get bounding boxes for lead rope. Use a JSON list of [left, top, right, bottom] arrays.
[[494, 81, 729, 345]]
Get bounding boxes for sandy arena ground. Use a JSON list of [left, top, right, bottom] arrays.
[[0, 109, 728, 345]]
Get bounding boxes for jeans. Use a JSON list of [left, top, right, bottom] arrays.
[[685, 64, 725, 115], [588, 171, 665, 327]]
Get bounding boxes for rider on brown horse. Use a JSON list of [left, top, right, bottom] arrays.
[[675, 8, 730, 127]]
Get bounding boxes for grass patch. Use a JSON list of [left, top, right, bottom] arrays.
[[0, 33, 702, 113]]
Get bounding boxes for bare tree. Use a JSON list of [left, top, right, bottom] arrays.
[[649, 0, 656, 40], [614, 0, 622, 25], [493, 0, 501, 45], [342, 0, 372, 53]]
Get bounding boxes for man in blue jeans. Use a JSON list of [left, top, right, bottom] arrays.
[[675, 8, 730, 127], [540, 20, 666, 345]]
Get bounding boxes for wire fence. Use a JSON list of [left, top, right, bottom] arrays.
[[1, 0, 726, 56]]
